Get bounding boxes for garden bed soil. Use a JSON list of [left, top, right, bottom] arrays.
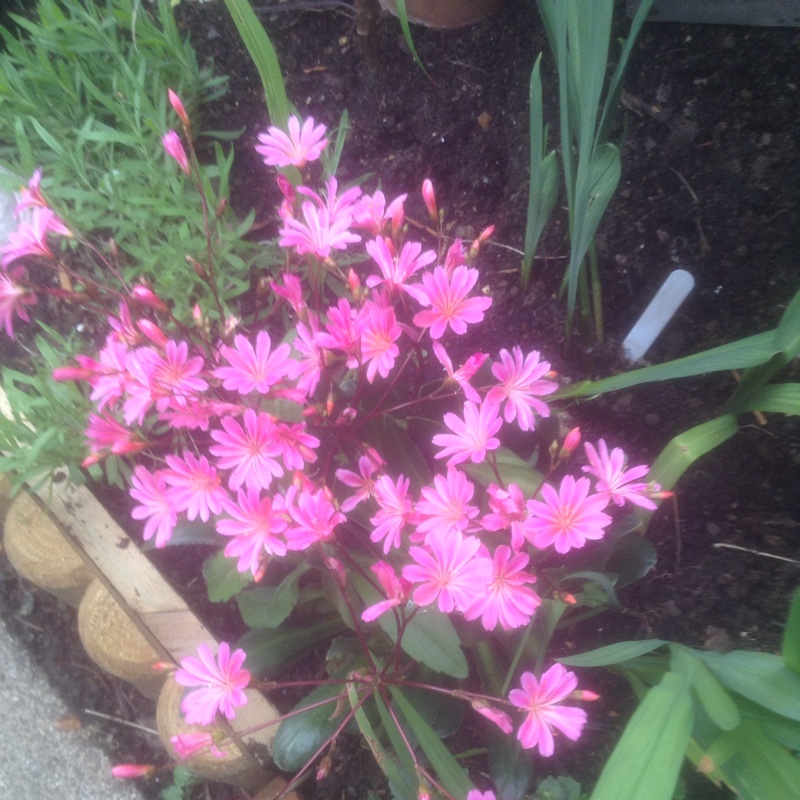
[[2, 1, 800, 798]]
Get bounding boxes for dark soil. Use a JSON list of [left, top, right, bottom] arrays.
[[2, 1, 800, 799]]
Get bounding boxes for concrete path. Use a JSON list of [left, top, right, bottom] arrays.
[[0, 616, 143, 800]]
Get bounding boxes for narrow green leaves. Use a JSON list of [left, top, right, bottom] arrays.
[[558, 639, 666, 668], [782, 588, 800, 676]]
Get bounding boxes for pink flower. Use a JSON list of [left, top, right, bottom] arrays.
[[415, 468, 479, 540], [293, 317, 324, 397], [89, 338, 130, 412], [509, 664, 587, 756], [582, 439, 657, 510], [464, 546, 540, 631], [469, 698, 513, 734], [351, 190, 407, 235], [412, 265, 492, 339], [315, 298, 360, 368], [214, 331, 299, 395], [431, 341, 487, 403], [210, 410, 284, 491], [1, 207, 70, 267], [271, 272, 306, 319], [272, 422, 320, 470], [335, 449, 384, 512], [174, 642, 251, 726], [481, 483, 529, 552], [361, 561, 412, 622], [370, 474, 417, 554], [163, 452, 227, 522], [357, 301, 402, 383], [298, 175, 362, 220], [255, 115, 328, 168], [0, 268, 36, 338], [217, 488, 288, 574], [284, 487, 345, 551], [467, 791, 496, 800], [486, 347, 558, 432], [432, 400, 502, 467], [129, 465, 177, 548], [524, 475, 611, 554], [365, 237, 435, 295], [402, 529, 493, 614], [162, 130, 190, 175], [85, 412, 144, 457], [280, 201, 361, 259], [15, 168, 47, 212], [171, 732, 226, 760]]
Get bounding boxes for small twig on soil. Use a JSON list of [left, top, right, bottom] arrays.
[[670, 167, 711, 254], [713, 543, 800, 565], [83, 708, 159, 736]]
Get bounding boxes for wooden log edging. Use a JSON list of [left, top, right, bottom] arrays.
[[0, 465, 280, 788]]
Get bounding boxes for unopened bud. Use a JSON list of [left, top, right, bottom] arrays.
[[152, 661, 176, 674], [168, 88, 190, 128], [559, 427, 581, 459], [137, 319, 168, 348], [347, 268, 361, 297], [52, 366, 94, 383], [111, 764, 156, 780], [316, 754, 332, 782], [131, 285, 169, 313], [186, 255, 208, 281], [570, 689, 600, 702], [421, 178, 437, 222], [162, 130, 190, 176], [215, 197, 227, 219]]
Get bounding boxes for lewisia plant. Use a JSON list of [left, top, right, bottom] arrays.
[[4, 103, 666, 798]]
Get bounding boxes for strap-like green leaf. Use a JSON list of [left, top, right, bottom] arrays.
[[389, 687, 473, 799], [590, 671, 693, 800], [783, 588, 800, 676], [559, 639, 666, 668]]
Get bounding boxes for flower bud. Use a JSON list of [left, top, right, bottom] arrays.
[[422, 178, 437, 222], [570, 689, 600, 702], [111, 764, 156, 780], [558, 426, 582, 461], [167, 88, 190, 128], [52, 365, 94, 383], [131, 285, 169, 313], [136, 319, 168, 348], [162, 130, 190, 175], [215, 197, 227, 219]]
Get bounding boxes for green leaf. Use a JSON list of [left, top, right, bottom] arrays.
[[488, 727, 533, 800], [203, 550, 252, 602], [521, 54, 559, 287], [392, 0, 429, 77], [272, 679, 349, 772], [728, 383, 800, 416], [590, 671, 694, 800], [558, 639, 666, 668], [221, 0, 290, 129], [361, 415, 432, 492], [696, 650, 800, 720], [782, 588, 800, 676], [347, 683, 418, 800], [646, 414, 739, 494], [533, 775, 583, 800], [604, 533, 657, 588], [235, 566, 307, 629], [558, 330, 779, 398], [237, 612, 347, 677], [700, 720, 800, 799], [390, 687, 473, 799], [462, 447, 544, 496], [671, 646, 740, 731]]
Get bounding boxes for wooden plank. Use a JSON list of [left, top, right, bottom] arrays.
[[628, 0, 800, 26], [1, 386, 278, 750]]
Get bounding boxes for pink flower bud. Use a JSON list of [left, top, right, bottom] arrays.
[[162, 130, 190, 175], [131, 284, 169, 313], [562, 427, 581, 454], [570, 689, 600, 702], [136, 319, 168, 348], [167, 88, 190, 128], [52, 365, 94, 382], [111, 764, 156, 780], [422, 178, 437, 222]]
